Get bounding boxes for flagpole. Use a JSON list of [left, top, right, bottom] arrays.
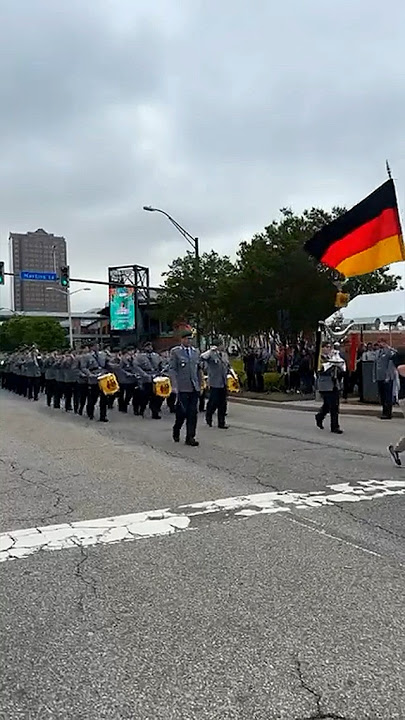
[[388, 160, 405, 324]]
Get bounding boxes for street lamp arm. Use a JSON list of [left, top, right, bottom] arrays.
[[143, 206, 197, 249]]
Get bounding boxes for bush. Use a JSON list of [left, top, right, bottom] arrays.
[[264, 371, 285, 392], [231, 358, 246, 386], [230, 358, 285, 392]]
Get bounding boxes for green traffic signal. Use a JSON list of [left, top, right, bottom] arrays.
[[60, 265, 70, 288], [0, 261, 4, 285]]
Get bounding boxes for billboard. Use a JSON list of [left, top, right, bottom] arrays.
[[109, 286, 135, 331]]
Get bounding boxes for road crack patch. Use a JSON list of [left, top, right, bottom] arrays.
[[73, 543, 97, 613], [294, 656, 351, 720]]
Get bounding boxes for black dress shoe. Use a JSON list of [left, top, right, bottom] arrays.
[[173, 430, 180, 443], [185, 438, 199, 447], [206, 417, 212, 427], [331, 428, 343, 434], [152, 414, 161, 420], [315, 413, 324, 429], [218, 424, 228, 429], [99, 417, 109, 423]]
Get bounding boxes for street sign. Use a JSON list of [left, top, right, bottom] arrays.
[[20, 271, 58, 282]]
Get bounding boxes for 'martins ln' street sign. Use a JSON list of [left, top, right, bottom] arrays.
[[20, 271, 58, 282]]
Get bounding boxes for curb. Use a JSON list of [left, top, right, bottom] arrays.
[[228, 396, 403, 419]]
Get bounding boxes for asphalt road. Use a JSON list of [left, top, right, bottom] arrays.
[[1, 389, 405, 720]]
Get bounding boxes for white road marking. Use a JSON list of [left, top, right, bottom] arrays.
[[1, 478, 405, 563]]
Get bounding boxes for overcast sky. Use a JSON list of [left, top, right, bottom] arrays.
[[0, 0, 404, 310]]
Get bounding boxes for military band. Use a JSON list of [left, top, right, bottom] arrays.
[[0, 335, 241, 446]]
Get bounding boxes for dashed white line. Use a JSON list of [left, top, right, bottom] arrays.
[[1, 478, 405, 563]]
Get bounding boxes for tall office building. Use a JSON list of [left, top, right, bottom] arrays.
[[9, 229, 68, 312]]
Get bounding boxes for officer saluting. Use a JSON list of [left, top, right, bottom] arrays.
[[201, 338, 230, 429], [169, 329, 202, 446]]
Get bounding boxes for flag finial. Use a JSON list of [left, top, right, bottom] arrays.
[[386, 160, 392, 179]]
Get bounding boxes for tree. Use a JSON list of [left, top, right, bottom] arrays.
[[344, 267, 401, 298], [0, 316, 68, 352], [159, 250, 236, 337], [221, 208, 338, 338]]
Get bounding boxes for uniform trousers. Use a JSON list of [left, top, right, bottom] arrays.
[[138, 382, 162, 418], [61, 382, 74, 411], [86, 384, 107, 420], [75, 383, 88, 415], [318, 388, 340, 431], [118, 383, 134, 412], [53, 381, 63, 409], [27, 376, 40, 401], [206, 386, 227, 427], [45, 379, 54, 406], [378, 380, 393, 419], [174, 390, 199, 440]]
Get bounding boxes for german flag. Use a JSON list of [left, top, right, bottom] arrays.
[[304, 179, 405, 277]]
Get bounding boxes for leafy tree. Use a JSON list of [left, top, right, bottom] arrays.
[[221, 208, 338, 338], [343, 267, 401, 298], [0, 315, 67, 352], [159, 250, 235, 337]]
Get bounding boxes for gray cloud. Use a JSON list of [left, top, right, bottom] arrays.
[[0, 0, 404, 311]]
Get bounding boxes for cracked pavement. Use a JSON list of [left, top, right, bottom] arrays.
[[1, 390, 405, 719]]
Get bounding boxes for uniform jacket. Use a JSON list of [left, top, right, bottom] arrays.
[[135, 352, 162, 382], [25, 353, 42, 378], [53, 357, 64, 382], [83, 352, 104, 385], [43, 356, 56, 381], [169, 345, 201, 393], [200, 348, 229, 389], [317, 357, 345, 393], [62, 354, 77, 383], [373, 347, 397, 383]]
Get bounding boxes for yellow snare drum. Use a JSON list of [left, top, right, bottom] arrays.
[[153, 375, 172, 398], [98, 373, 119, 395], [226, 372, 240, 393]]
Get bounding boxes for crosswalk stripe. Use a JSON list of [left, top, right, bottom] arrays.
[[1, 478, 405, 563]]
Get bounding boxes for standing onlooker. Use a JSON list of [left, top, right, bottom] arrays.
[[254, 349, 267, 393], [243, 348, 256, 391], [298, 350, 314, 395]]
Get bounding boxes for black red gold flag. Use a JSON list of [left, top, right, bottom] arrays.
[[304, 179, 405, 277]]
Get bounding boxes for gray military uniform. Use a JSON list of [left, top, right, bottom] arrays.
[[169, 346, 201, 393]]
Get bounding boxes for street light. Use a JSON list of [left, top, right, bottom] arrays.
[[46, 287, 91, 348], [143, 205, 201, 347]]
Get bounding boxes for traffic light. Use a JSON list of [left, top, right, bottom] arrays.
[[60, 265, 70, 288], [0, 261, 4, 285]]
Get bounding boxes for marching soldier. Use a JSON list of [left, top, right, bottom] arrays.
[[315, 342, 346, 434], [169, 329, 202, 446], [26, 347, 42, 401], [201, 338, 230, 429], [43, 352, 56, 407], [76, 347, 90, 416], [53, 353, 64, 409], [83, 344, 108, 422], [62, 351, 76, 412], [134, 342, 163, 419]]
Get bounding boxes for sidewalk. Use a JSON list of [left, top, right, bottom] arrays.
[[229, 393, 404, 418]]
